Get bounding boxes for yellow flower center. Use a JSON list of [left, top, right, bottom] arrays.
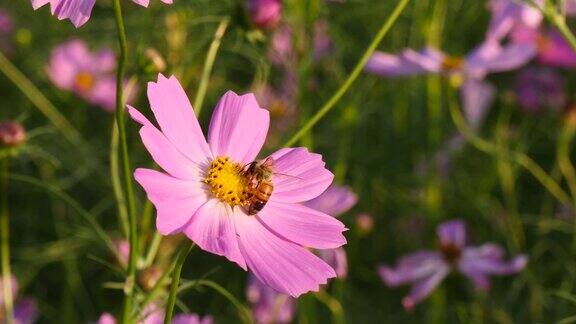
[[203, 156, 250, 206], [441, 55, 464, 71], [75, 72, 95, 92]]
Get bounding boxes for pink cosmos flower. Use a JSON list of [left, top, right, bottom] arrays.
[[0, 275, 38, 324], [247, 0, 282, 30], [47, 39, 137, 112], [515, 67, 566, 113], [304, 184, 357, 278], [0, 9, 13, 34], [130, 74, 346, 297], [31, 0, 172, 28], [98, 307, 212, 324], [379, 220, 527, 311], [247, 274, 295, 324], [365, 42, 534, 128]]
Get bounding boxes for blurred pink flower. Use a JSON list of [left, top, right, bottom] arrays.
[[115, 239, 130, 268], [47, 39, 137, 112], [355, 213, 374, 235], [31, 0, 172, 27], [247, 0, 282, 30], [247, 274, 295, 324], [130, 74, 345, 297], [486, 0, 543, 42], [366, 42, 533, 128], [0, 121, 26, 147], [0, 275, 38, 324], [512, 26, 576, 68], [0, 9, 13, 34], [98, 307, 212, 324], [313, 20, 333, 60], [515, 67, 566, 113], [304, 184, 356, 278], [379, 220, 527, 311]]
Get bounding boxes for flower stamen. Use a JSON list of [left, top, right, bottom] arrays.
[[441, 55, 464, 71], [75, 72, 95, 92], [203, 156, 250, 207]]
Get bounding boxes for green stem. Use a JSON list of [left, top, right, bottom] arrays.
[[112, 0, 138, 322], [164, 241, 194, 324], [178, 279, 253, 324], [556, 125, 576, 248], [447, 86, 571, 205], [0, 158, 14, 324], [282, 0, 411, 147], [194, 18, 230, 116], [313, 291, 345, 324], [110, 121, 129, 237], [541, 2, 576, 52]]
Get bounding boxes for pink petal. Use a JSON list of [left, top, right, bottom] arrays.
[[98, 313, 117, 324], [208, 91, 270, 164], [317, 248, 348, 278], [183, 200, 247, 269], [257, 201, 346, 249], [303, 184, 357, 216], [134, 168, 208, 235], [235, 213, 336, 297], [31, 0, 53, 10], [465, 41, 536, 77], [94, 49, 116, 72], [268, 148, 334, 204], [459, 244, 527, 279], [131, 0, 150, 7], [437, 219, 467, 249], [147, 74, 212, 165], [53, 0, 96, 28], [402, 265, 450, 311], [365, 49, 442, 77], [460, 79, 495, 129], [379, 251, 445, 287], [128, 106, 205, 180], [89, 76, 116, 112]]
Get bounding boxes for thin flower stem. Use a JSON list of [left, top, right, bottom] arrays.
[[164, 241, 194, 324], [556, 125, 576, 248], [110, 121, 129, 237], [0, 158, 14, 324], [542, 1, 576, 52], [282, 0, 411, 147], [194, 17, 230, 116], [313, 291, 346, 324], [178, 279, 253, 324], [447, 86, 571, 205], [112, 0, 138, 322]]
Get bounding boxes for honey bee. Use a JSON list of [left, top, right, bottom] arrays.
[[243, 157, 275, 215]]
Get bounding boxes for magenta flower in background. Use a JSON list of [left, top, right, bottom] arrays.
[[47, 39, 137, 112], [247, 274, 295, 324], [512, 26, 576, 68], [247, 0, 282, 30], [0, 276, 38, 324], [515, 67, 566, 113], [31, 0, 172, 28], [98, 307, 212, 324], [379, 220, 527, 311], [0, 9, 13, 34], [313, 19, 333, 61], [366, 42, 533, 128], [114, 239, 130, 267], [130, 74, 346, 297], [304, 184, 357, 278]]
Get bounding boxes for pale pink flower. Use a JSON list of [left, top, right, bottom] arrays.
[[379, 220, 527, 311], [31, 0, 172, 28], [247, 0, 282, 30], [98, 307, 212, 324], [46, 39, 137, 112], [130, 74, 346, 297]]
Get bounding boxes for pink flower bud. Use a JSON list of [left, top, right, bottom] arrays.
[[355, 213, 374, 235], [0, 121, 26, 147], [247, 0, 282, 30]]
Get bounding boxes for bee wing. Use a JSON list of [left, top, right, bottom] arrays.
[[273, 172, 304, 180]]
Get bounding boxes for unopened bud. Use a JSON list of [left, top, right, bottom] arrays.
[[247, 0, 282, 30], [0, 121, 26, 147], [138, 266, 163, 291], [355, 213, 373, 235]]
